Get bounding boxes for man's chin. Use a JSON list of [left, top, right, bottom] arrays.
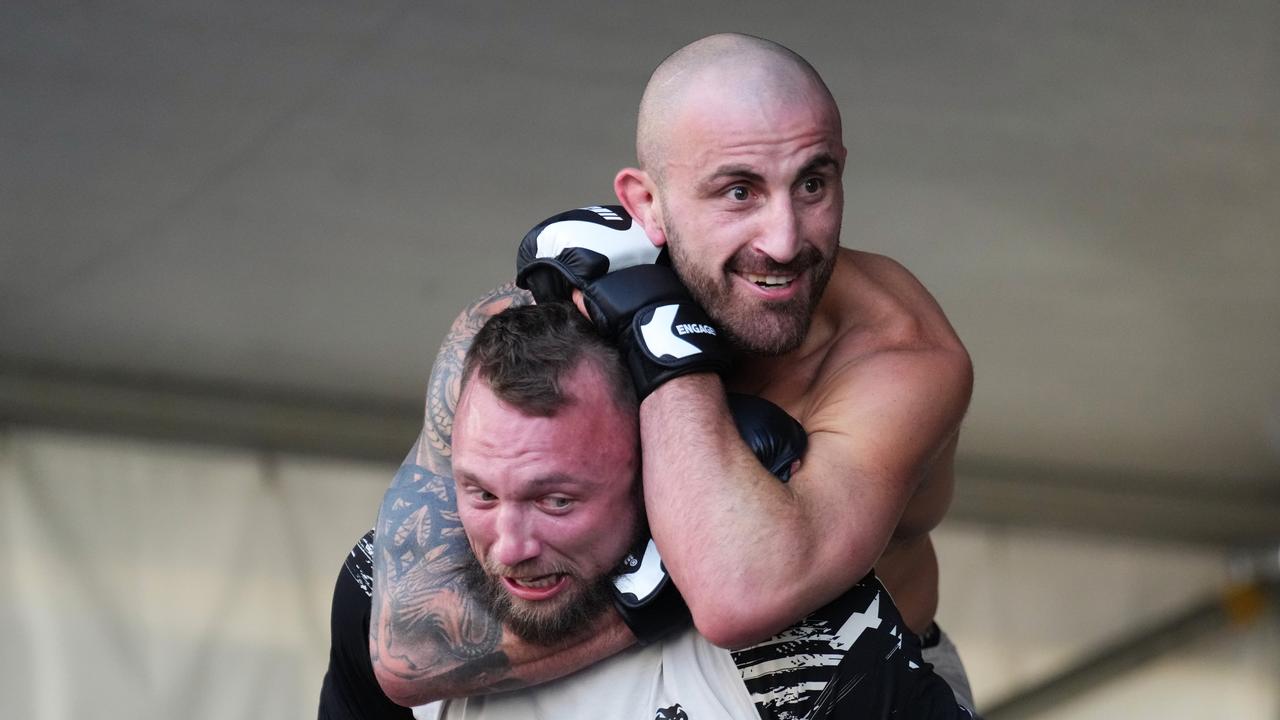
[[722, 304, 810, 356], [690, 276, 816, 356], [500, 579, 614, 645]]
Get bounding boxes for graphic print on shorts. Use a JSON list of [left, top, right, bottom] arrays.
[[731, 574, 920, 720]]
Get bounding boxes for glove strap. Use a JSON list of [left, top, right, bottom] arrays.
[[625, 301, 729, 399], [582, 265, 731, 399]]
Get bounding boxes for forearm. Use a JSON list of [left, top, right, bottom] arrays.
[[369, 453, 509, 703], [639, 375, 861, 646]]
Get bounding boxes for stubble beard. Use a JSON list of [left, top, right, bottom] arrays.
[[460, 550, 616, 646], [665, 221, 836, 356]]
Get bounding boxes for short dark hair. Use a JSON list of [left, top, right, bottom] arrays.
[[461, 302, 637, 417]]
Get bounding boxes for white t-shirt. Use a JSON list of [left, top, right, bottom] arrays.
[[413, 627, 755, 720]]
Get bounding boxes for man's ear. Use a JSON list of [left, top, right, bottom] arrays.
[[614, 167, 667, 247]]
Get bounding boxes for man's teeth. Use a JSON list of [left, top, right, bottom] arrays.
[[743, 272, 795, 288], [511, 574, 559, 589]]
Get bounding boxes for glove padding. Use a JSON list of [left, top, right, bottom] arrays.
[[581, 264, 730, 399], [613, 393, 808, 644], [514, 204, 729, 398], [726, 394, 806, 483], [515, 205, 665, 304]]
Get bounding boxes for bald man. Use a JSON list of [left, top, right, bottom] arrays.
[[370, 33, 977, 715]]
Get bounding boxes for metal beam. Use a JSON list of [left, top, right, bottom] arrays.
[[950, 456, 1280, 548], [0, 359, 422, 462]]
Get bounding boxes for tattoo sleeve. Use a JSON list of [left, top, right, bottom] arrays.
[[370, 283, 533, 701]]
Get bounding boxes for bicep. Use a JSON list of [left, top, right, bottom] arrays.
[[793, 350, 971, 569]]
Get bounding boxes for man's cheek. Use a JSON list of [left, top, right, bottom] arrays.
[[463, 533, 489, 567]]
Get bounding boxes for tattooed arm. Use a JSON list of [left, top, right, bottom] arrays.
[[369, 283, 635, 707]]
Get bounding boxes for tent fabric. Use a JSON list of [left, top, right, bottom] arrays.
[[1, 427, 390, 720]]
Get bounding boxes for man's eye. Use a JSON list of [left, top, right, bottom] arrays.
[[802, 177, 824, 194], [727, 186, 750, 201], [543, 496, 574, 510]]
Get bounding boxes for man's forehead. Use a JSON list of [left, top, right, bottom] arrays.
[[664, 107, 843, 180], [453, 414, 635, 495], [455, 372, 638, 463]]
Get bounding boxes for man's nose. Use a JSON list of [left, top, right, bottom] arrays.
[[751, 197, 801, 265], [490, 505, 541, 568]]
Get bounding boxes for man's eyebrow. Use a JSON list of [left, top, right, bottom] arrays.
[[797, 153, 841, 177], [698, 164, 765, 190], [697, 155, 841, 193], [525, 474, 591, 492]]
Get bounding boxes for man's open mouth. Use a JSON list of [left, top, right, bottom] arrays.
[[502, 573, 570, 601], [741, 271, 797, 289], [508, 573, 563, 589]]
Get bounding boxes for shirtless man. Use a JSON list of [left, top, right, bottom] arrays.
[[369, 32, 974, 713]]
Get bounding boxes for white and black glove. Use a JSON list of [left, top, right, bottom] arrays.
[[515, 205, 729, 399], [515, 205, 665, 304], [612, 393, 808, 644]]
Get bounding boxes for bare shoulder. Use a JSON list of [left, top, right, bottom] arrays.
[[799, 249, 972, 427], [836, 248, 967, 354]]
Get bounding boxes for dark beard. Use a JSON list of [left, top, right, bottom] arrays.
[[459, 549, 617, 646], [666, 227, 834, 357]]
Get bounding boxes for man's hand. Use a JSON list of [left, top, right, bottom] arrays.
[[516, 205, 730, 399], [515, 204, 663, 304], [577, 265, 731, 399]]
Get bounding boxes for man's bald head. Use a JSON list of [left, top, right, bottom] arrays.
[[636, 33, 840, 180]]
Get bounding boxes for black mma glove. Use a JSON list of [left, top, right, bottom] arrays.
[[612, 393, 808, 644], [725, 394, 807, 482], [580, 264, 730, 399], [515, 205, 666, 304]]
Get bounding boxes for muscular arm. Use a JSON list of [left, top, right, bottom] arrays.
[[369, 283, 634, 707], [639, 346, 972, 649]]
